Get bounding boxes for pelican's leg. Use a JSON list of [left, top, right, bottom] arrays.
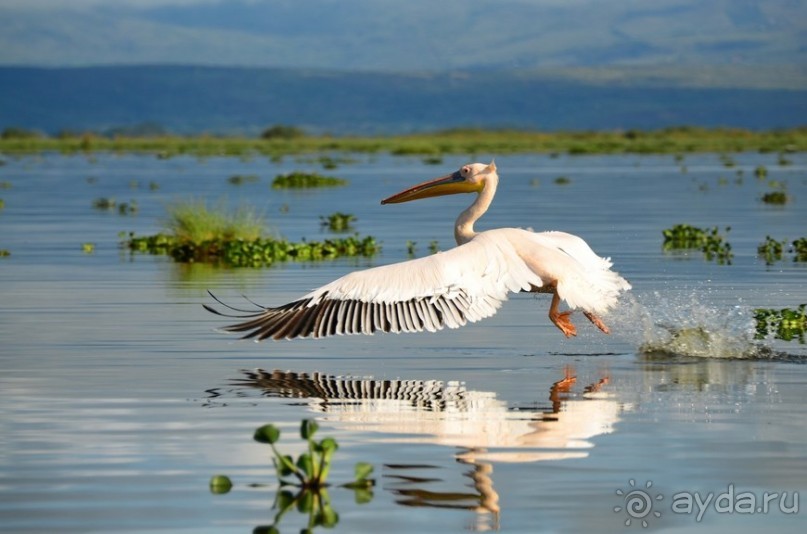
[[553, 365, 576, 393], [548, 291, 577, 337], [583, 311, 610, 335]]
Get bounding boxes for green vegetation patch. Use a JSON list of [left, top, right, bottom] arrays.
[[124, 199, 378, 266], [793, 238, 807, 262], [760, 190, 789, 204], [227, 174, 259, 185], [320, 212, 356, 232], [662, 224, 733, 265], [125, 232, 378, 267], [758, 236, 785, 265], [272, 171, 347, 189], [253, 419, 374, 491], [2, 127, 806, 157], [757, 236, 807, 264], [210, 420, 375, 531], [754, 304, 807, 343], [92, 197, 116, 210], [163, 199, 264, 243]]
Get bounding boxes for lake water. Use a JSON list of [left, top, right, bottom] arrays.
[[1, 152, 805, 533]]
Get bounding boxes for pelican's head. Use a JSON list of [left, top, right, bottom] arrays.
[[381, 161, 497, 204]]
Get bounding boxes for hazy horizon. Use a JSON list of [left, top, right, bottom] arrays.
[[1, 0, 804, 72]]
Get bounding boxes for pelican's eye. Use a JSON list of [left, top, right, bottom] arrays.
[[461, 165, 471, 176]]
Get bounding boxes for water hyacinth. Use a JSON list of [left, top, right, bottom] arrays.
[[272, 171, 347, 189], [125, 232, 379, 267], [252, 419, 374, 491], [320, 212, 356, 232], [754, 305, 807, 343], [793, 238, 807, 261], [662, 224, 733, 265], [758, 236, 785, 265], [757, 236, 807, 264], [123, 199, 378, 266]]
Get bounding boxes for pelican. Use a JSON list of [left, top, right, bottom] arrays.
[[206, 161, 631, 340]]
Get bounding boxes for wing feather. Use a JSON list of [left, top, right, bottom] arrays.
[[207, 232, 543, 340]]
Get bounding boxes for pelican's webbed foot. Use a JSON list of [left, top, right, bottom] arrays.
[[549, 310, 577, 337], [583, 311, 610, 335]]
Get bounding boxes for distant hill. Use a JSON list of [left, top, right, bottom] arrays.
[[0, 1, 804, 71], [1, 66, 805, 135]]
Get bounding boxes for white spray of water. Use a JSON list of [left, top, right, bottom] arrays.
[[609, 290, 771, 359]]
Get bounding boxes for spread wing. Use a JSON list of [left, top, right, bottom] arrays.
[[205, 232, 542, 340]]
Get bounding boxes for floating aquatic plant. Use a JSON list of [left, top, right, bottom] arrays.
[[208, 474, 232, 494], [753, 165, 768, 179], [760, 190, 789, 204], [320, 212, 356, 232], [662, 224, 733, 264], [211, 420, 374, 532], [125, 232, 379, 267], [754, 305, 807, 343], [719, 154, 736, 167], [272, 172, 347, 189], [118, 200, 138, 215], [92, 197, 116, 210], [757, 236, 807, 264], [0, 249, 9, 257], [124, 200, 378, 266], [81, 242, 95, 253], [227, 174, 259, 185], [554, 176, 571, 185], [791, 238, 807, 262], [254, 420, 373, 490], [757, 236, 785, 265]]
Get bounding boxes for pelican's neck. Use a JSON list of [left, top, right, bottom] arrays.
[[454, 176, 497, 245]]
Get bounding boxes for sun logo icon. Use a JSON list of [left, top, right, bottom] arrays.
[[614, 479, 664, 527]]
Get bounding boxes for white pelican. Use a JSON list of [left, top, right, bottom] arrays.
[[206, 161, 631, 339]]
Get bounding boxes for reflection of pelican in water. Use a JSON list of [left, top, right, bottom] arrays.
[[234, 367, 619, 463], [231, 367, 623, 528]]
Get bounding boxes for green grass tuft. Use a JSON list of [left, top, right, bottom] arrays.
[[163, 199, 265, 243]]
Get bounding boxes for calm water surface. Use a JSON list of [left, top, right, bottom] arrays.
[[1, 152, 806, 533]]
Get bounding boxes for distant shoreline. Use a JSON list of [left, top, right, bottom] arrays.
[[2, 127, 805, 156]]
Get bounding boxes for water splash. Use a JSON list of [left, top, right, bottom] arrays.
[[611, 291, 777, 359]]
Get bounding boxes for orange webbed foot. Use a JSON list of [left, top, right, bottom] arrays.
[[550, 310, 577, 337], [583, 311, 610, 335]]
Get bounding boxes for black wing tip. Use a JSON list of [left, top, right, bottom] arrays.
[[205, 291, 320, 342], [204, 291, 267, 318]]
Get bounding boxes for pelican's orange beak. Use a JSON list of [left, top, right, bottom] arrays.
[[381, 171, 480, 204]]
